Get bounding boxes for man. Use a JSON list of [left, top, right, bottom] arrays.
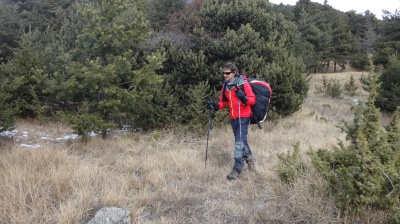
[[207, 62, 256, 180]]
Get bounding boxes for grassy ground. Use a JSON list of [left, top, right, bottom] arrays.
[[0, 72, 388, 223]]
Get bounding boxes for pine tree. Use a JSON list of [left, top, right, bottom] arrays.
[[346, 11, 378, 70], [344, 74, 359, 96], [12, 0, 71, 32], [373, 10, 400, 66], [0, 0, 21, 63], [294, 0, 333, 72], [330, 12, 357, 72], [61, 0, 165, 138], [295, 8, 320, 73], [163, 0, 308, 116], [0, 72, 15, 132], [376, 54, 400, 112], [1, 28, 58, 117], [144, 0, 186, 31]]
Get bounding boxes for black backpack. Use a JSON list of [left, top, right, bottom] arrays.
[[247, 78, 272, 128], [222, 75, 272, 129]]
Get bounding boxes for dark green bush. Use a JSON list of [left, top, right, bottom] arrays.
[[277, 142, 306, 183], [315, 76, 343, 98], [311, 73, 400, 220], [376, 54, 400, 113], [344, 74, 359, 96]]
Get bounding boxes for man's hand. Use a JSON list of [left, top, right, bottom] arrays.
[[235, 89, 248, 103], [206, 101, 219, 111]]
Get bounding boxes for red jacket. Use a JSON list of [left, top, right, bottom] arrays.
[[218, 75, 255, 119]]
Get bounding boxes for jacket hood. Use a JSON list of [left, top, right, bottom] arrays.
[[226, 74, 246, 90]]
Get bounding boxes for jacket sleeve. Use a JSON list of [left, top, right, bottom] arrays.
[[243, 81, 256, 106]]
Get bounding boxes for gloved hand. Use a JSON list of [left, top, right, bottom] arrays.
[[206, 101, 219, 111], [235, 88, 248, 103]]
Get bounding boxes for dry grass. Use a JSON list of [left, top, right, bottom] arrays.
[[0, 72, 388, 223]]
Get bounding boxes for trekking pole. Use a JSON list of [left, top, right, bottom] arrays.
[[236, 79, 244, 167], [238, 97, 244, 165], [205, 109, 213, 169]]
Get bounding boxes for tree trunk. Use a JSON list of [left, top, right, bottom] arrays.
[[334, 61, 337, 73], [325, 61, 330, 73]]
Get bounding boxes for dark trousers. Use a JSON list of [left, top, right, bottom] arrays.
[[230, 118, 252, 172]]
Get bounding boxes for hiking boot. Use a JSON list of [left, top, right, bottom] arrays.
[[227, 168, 240, 180], [245, 154, 256, 172]]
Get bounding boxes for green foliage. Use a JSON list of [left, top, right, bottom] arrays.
[[0, 0, 21, 63], [12, 0, 71, 32], [0, 77, 15, 132], [346, 11, 378, 71], [147, 82, 181, 129], [200, 0, 271, 36], [315, 75, 342, 98], [164, 45, 214, 87], [165, 0, 309, 116], [330, 12, 357, 71], [373, 11, 400, 67], [314, 75, 329, 94], [294, 0, 353, 73], [277, 142, 306, 183], [376, 54, 400, 113], [268, 58, 309, 115], [328, 79, 342, 98], [311, 73, 400, 219], [364, 58, 376, 72], [360, 73, 372, 92], [178, 81, 212, 135], [344, 74, 359, 96], [294, 7, 324, 68], [145, 0, 186, 31], [4, 0, 394, 136], [350, 52, 369, 71], [62, 101, 115, 140], [1, 28, 59, 117], [0, 102, 15, 132], [60, 0, 166, 137], [0, 0, 317, 134]]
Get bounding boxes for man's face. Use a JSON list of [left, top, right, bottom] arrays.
[[223, 68, 235, 82]]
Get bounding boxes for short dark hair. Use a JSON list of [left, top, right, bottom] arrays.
[[223, 62, 238, 73]]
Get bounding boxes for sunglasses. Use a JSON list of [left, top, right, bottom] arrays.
[[223, 71, 233, 75]]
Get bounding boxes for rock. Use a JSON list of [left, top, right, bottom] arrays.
[[87, 207, 130, 224]]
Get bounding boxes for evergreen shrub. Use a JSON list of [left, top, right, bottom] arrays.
[[311, 73, 400, 220]]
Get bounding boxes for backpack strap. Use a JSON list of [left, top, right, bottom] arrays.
[[256, 122, 262, 129], [221, 74, 246, 102], [221, 82, 228, 102]]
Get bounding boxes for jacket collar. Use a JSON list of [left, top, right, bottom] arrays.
[[227, 74, 244, 86]]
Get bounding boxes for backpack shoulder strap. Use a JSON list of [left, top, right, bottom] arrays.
[[221, 82, 228, 102]]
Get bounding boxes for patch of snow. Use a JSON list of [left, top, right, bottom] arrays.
[[41, 136, 54, 140], [55, 134, 79, 141], [1, 125, 141, 149], [0, 130, 15, 138], [88, 131, 98, 137], [20, 144, 41, 149]]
